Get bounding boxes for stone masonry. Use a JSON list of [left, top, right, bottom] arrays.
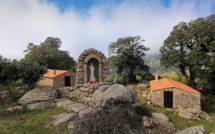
[[75, 48, 109, 87], [151, 87, 201, 110]]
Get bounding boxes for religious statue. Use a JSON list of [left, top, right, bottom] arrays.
[[89, 63, 96, 82]]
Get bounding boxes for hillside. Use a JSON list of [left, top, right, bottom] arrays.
[[144, 54, 177, 73]]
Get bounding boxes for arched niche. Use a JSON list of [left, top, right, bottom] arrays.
[[86, 58, 99, 83], [76, 48, 108, 86]]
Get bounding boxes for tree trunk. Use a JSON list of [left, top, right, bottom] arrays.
[[112, 69, 115, 82], [179, 65, 189, 83], [189, 66, 196, 88]]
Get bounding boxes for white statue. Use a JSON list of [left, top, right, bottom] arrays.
[[89, 63, 96, 81]]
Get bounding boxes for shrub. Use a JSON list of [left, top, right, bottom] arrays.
[[115, 74, 129, 86], [73, 104, 147, 134], [202, 94, 215, 105]]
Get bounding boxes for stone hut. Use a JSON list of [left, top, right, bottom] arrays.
[[75, 48, 109, 87], [36, 69, 76, 88], [149, 78, 201, 110]]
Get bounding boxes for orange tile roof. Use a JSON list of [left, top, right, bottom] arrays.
[[43, 69, 68, 78], [150, 78, 201, 95]]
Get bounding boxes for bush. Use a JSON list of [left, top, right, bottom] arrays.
[[115, 74, 129, 86], [202, 94, 215, 105], [73, 104, 147, 134]]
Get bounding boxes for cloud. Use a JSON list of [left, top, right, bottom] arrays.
[[0, 0, 214, 60]]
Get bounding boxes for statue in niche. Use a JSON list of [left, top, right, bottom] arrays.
[[89, 63, 96, 82]]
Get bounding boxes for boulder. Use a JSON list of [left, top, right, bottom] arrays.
[[178, 109, 194, 119], [0, 90, 11, 101], [151, 113, 169, 124], [137, 84, 147, 91], [56, 87, 71, 98], [142, 116, 153, 128], [199, 111, 212, 121], [6, 105, 22, 112], [56, 99, 74, 109], [159, 122, 176, 133], [69, 90, 81, 100], [92, 84, 135, 107], [27, 101, 55, 110], [80, 87, 89, 92], [78, 107, 96, 118], [178, 108, 212, 121], [18, 86, 58, 104], [127, 86, 137, 103], [175, 125, 205, 134], [142, 91, 149, 97], [67, 103, 88, 113], [67, 120, 76, 130], [48, 112, 76, 126]]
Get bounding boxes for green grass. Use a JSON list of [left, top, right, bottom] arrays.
[[165, 111, 215, 133], [137, 91, 215, 133], [159, 71, 183, 81], [0, 106, 70, 134]]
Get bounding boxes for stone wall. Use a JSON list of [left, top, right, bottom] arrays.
[[70, 84, 101, 105], [151, 88, 201, 110], [53, 72, 76, 87], [36, 78, 54, 87], [75, 48, 109, 87]]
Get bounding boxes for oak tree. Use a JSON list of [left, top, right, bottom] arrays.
[[160, 14, 215, 91], [24, 37, 76, 70], [108, 36, 152, 84]]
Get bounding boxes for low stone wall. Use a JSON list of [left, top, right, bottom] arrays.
[[70, 84, 105, 106], [151, 87, 201, 110]]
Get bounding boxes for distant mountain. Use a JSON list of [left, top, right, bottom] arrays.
[[144, 53, 176, 73]]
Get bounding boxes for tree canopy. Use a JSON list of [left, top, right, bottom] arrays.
[[107, 56, 118, 81], [108, 36, 153, 84], [24, 37, 76, 70], [160, 14, 215, 92], [0, 55, 46, 87]]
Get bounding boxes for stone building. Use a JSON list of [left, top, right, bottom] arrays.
[[36, 69, 76, 88], [149, 78, 201, 110]]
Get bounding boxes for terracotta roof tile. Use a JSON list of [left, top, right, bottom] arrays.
[[43, 69, 68, 78], [150, 78, 201, 95]]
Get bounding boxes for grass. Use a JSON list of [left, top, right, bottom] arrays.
[[159, 71, 183, 82], [137, 91, 215, 133], [165, 111, 215, 133], [0, 106, 70, 134]]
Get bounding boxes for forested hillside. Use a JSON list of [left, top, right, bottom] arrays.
[[144, 54, 177, 73]]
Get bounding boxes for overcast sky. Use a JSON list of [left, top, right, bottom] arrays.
[[0, 0, 215, 60]]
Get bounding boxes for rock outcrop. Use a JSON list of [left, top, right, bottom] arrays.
[[48, 112, 76, 126], [91, 84, 137, 107], [18, 86, 58, 104], [18, 86, 58, 110], [151, 113, 169, 124], [0, 90, 11, 103], [175, 125, 205, 134], [178, 108, 212, 121]]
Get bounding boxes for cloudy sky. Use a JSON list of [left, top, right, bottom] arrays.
[[0, 0, 215, 60]]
